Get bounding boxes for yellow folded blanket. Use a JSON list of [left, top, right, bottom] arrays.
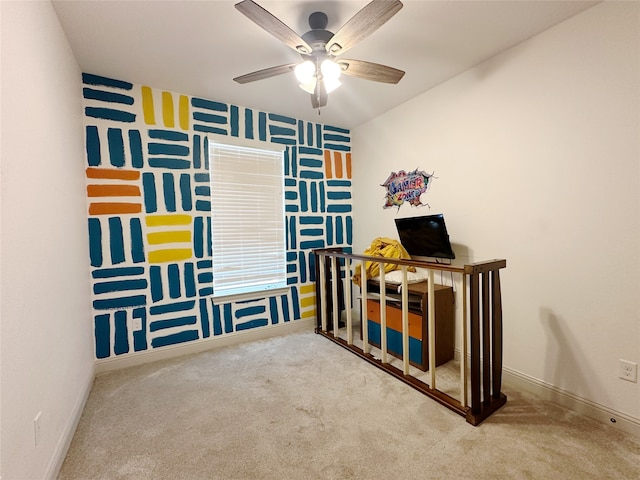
[[352, 237, 415, 287]]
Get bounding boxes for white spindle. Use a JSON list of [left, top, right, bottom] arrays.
[[318, 254, 327, 332], [428, 268, 436, 388], [344, 256, 353, 345], [379, 264, 388, 364], [331, 255, 339, 335], [361, 261, 370, 354], [401, 265, 410, 375]]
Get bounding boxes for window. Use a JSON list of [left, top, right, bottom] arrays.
[[210, 142, 286, 298]]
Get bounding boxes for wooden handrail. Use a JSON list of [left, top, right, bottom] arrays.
[[313, 247, 507, 426]]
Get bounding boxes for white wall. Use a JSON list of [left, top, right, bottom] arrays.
[[353, 1, 639, 421], [0, 1, 95, 478]]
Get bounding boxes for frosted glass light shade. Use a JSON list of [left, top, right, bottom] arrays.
[[321, 59, 341, 93], [295, 60, 317, 94]]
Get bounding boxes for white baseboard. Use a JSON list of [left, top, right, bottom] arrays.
[[502, 367, 640, 438], [47, 364, 96, 480], [95, 318, 316, 375]]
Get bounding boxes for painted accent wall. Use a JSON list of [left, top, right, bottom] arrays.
[[82, 75, 353, 361], [352, 1, 639, 422]]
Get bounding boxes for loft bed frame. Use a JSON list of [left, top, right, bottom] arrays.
[[313, 248, 507, 426]]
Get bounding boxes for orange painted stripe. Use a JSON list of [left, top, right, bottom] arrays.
[[324, 150, 333, 179], [334, 152, 343, 179], [87, 185, 141, 197], [345, 153, 352, 179], [89, 202, 142, 215], [86, 167, 140, 180]]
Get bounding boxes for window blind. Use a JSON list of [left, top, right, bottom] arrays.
[[210, 142, 286, 297]]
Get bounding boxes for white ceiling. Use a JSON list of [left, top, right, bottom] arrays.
[[52, 0, 599, 129]]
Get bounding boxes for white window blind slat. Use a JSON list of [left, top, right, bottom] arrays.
[[210, 142, 287, 297]]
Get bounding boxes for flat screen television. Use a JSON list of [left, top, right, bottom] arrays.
[[394, 214, 455, 260]]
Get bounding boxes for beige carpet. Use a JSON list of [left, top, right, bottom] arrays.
[[58, 331, 640, 480]]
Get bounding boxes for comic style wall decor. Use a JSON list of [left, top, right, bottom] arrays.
[[83, 73, 353, 360], [381, 169, 434, 209]]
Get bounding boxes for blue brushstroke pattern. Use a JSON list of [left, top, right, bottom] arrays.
[[149, 130, 189, 141], [85, 107, 135, 123], [82, 73, 133, 90], [83, 88, 134, 105], [129, 130, 144, 168], [191, 98, 228, 111], [148, 158, 191, 169], [94, 314, 111, 358], [92, 266, 145, 278], [162, 172, 176, 212], [114, 310, 129, 355], [107, 128, 125, 167], [151, 330, 199, 348], [199, 299, 211, 338], [149, 300, 196, 315], [88, 218, 103, 267], [86, 126, 101, 167], [142, 172, 157, 213], [108, 217, 125, 264]]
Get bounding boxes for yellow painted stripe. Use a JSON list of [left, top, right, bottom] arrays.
[[300, 284, 316, 294], [301, 309, 316, 319], [179, 95, 189, 130], [145, 214, 192, 227], [300, 296, 316, 307], [141, 86, 156, 125], [148, 248, 192, 264], [147, 230, 191, 245], [162, 91, 174, 128]]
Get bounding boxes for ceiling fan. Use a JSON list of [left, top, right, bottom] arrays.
[[233, 0, 405, 109]]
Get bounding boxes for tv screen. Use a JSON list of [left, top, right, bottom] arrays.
[[394, 214, 455, 260]]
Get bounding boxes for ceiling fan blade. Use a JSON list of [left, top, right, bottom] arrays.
[[338, 59, 405, 84], [235, 0, 313, 54], [326, 0, 403, 56], [310, 81, 328, 109], [233, 63, 298, 84]]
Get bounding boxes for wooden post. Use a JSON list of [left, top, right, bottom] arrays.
[[482, 272, 491, 404], [469, 272, 481, 415], [491, 269, 503, 399], [460, 273, 468, 407]]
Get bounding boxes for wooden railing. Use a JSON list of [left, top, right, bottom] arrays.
[[313, 248, 507, 426]]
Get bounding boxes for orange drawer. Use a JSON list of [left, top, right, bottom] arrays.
[[367, 299, 422, 338]]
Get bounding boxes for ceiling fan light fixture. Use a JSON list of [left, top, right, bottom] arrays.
[[298, 79, 317, 94], [295, 60, 315, 84], [320, 59, 342, 93], [295, 60, 317, 94]]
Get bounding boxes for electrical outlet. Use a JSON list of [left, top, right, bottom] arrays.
[[619, 359, 638, 383], [132, 317, 142, 330], [34, 412, 42, 446]]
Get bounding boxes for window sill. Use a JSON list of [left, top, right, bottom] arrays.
[[210, 287, 290, 304]]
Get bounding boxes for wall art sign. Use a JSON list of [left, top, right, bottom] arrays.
[[382, 169, 434, 209]]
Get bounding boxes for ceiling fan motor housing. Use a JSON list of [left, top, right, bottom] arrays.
[[302, 12, 335, 54]]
